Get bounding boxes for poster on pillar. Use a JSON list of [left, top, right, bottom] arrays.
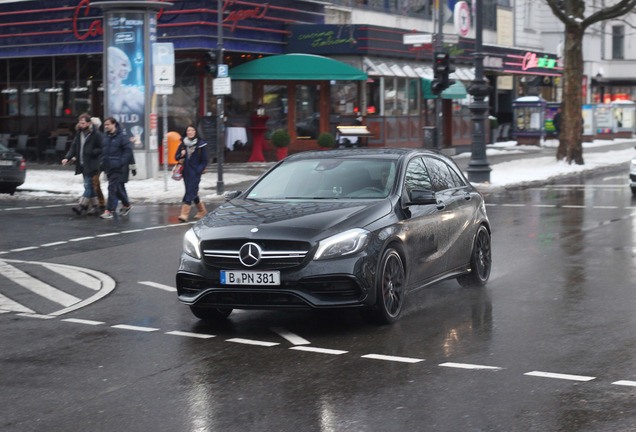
[[104, 12, 146, 150]]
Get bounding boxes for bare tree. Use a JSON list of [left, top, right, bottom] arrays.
[[545, 0, 636, 164]]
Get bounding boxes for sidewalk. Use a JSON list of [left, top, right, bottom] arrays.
[[6, 138, 636, 204]]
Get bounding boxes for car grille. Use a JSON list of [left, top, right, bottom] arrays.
[[201, 239, 311, 270]]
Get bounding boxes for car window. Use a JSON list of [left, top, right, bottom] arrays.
[[404, 157, 432, 195], [423, 157, 464, 192]]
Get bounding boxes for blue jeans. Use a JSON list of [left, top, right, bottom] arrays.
[[82, 172, 96, 198]]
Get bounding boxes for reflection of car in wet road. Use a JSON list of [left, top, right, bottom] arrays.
[[630, 156, 636, 195], [177, 148, 492, 324], [0, 142, 26, 195]]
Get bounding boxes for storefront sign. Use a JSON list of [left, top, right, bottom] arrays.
[[73, 0, 103, 40], [521, 52, 557, 70], [222, 0, 269, 32]]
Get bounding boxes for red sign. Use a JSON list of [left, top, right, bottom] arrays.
[[222, 0, 269, 32]]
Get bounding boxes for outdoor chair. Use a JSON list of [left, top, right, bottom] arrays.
[[44, 135, 68, 163]]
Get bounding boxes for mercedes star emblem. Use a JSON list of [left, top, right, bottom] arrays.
[[239, 242, 262, 267]]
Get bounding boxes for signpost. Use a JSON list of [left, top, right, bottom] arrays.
[[152, 42, 175, 191]]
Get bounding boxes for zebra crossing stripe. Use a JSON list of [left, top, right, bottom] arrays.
[[0, 260, 80, 307], [42, 263, 101, 291], [0, 292, 35, 313]]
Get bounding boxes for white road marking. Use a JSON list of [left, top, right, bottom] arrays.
[[562, 205, 586, 208], [16, 313, 54, 319], [122, 229, 144, 233], [501, 204, 526, 207], [439, 362, 502, 370], [271, 327, 310, 345], [524, 371, 595, 382], [594, 206, 619, 209], [0, 260, 80, 307], [41, 241, 68, 247], [10, 246, 39, 252], [0, 292, 35, 313], [62, 318, 105, 325], [43, 263, 101, 291], [139, 281, 177, 292], [166, 331, 215, 339], [111, 324, 160, 332], [96, 233, 121, 237], [226, 338, 279, 347], [70, 236, 95, 242], [290, 346, 348, 355], [612, 380, 636, 387], [533, 204, 557, 208], [362, 354, 423, 363]]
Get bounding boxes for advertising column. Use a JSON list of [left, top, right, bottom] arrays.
[[100, 3, 161, 179]]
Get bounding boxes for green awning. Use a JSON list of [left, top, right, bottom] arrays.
[[421, 78, 467, 99], [229, 54, 367, 81]]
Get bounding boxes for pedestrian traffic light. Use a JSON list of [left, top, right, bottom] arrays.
[[431, 51, 455, 95], [204, 51, 217, 75]]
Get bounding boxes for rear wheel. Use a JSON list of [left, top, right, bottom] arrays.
[[364, 247, 405, 324], [458, 225, 491, 287], [189, 306, 233, 321]]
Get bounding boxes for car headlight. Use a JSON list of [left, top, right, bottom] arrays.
[[314, 228, 370, 261], [183, 228, 202, 259]]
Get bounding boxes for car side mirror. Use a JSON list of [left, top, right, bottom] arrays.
[[406, 189, 437, 206], [224, 190, 242, 201]]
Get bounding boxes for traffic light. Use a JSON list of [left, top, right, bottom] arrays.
[[204, 51, 217, 75], [431, 51, 455, 95]]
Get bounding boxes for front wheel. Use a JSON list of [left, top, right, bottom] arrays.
[[364, 248, 405, 324], [458, 225, 492, 287], [189, 305, 233, 321]]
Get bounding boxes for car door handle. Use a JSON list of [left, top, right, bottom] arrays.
[[436, 202, 446, 210]]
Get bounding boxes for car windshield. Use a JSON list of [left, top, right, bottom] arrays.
[[0, 143, 9, 152], [247, 158, 397, 200]]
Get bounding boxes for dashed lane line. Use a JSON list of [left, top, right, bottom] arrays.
[[272, 327, 311, 345], [524, 371, 596, 382], [10, 313, 636, 388], [139, 281, 177, 292]]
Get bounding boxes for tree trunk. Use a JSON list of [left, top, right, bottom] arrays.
[[557, 22, 585, 165]]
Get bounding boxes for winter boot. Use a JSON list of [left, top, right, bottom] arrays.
[[194, 202, 207, 219], [72, 197, 89, 216], [86, 197, 100, 216], [178, 204, 191, 222]]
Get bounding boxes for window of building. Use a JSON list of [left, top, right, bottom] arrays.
[[612, 25, 624, 60], [331, 81, 359, 115], [384, 77, 396, 115], [296, 84, 320, 139], [366, 78, 381, 115], [264, 84, 288, 138]]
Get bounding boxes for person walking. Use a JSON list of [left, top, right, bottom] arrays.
[[61, 113, 103, 216], [175, 124, 209, 222], [114, 150, 137, 216], [553, 107, 562, 139], [99, 117, 133, 219], [90, 117, 106, 212]]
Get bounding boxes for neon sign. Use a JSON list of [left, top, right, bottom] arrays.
[[522, 52, 557, 70], [73, 0, 102, 40], [222, 0, 269, 32]]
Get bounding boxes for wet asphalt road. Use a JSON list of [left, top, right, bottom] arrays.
[[1, 169, 635, 431]]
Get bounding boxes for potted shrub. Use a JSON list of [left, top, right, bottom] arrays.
[[317, 132, 336, 149], [271, 128, 290, 160]]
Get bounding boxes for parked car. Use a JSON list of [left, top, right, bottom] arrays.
[[0, 142, 26, 195], [630, 156, 636, 196], [176, 148, 492, 324]]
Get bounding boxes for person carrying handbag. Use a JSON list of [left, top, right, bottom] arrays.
[[175, 125, 209, 222]]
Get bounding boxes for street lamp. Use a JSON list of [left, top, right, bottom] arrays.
[[466, 0, 491, 183]]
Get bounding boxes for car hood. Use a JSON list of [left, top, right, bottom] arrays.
[[195, 198, 392, 241]]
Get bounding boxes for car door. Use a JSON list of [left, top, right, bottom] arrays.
[[399, 156, 447, 288], [423, 156, 476, 273]]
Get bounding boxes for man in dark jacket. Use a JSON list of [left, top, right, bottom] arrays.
[[99, 117, 133, 219], [61, 113, 103, 216]]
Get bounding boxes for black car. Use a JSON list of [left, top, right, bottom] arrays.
[[0, 142, 26, 195], [176, 148, 491, 324]]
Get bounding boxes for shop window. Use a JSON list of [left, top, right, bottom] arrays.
[[408, 79, 419, 115], [264, 84, 288, 138], [226, 80, 253, 118], [20, 90, 36, 116], [384, 77, 396, 115], [296, 84, 320, 140], [331, 81, 359, 115], [612, 25, 624, 60], [366, 78, 381, 115]]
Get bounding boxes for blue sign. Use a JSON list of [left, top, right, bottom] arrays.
[[153, 43, 174, 66], [218, 64, 229, 78]]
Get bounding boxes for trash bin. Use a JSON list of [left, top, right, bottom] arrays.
[[167, 131, 181, 165], [422, 126, 437, 149]]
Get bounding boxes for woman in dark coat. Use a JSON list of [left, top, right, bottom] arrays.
[[175, 124, 209, 222], [99, 117, 133, 219], [61, 113, 103, 216]]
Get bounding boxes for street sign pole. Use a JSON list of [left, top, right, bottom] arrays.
[[163, 94, 168, 191], [152, 43, 175, 191], [435, 3, 444, 150], [216, 0, 224, 195]]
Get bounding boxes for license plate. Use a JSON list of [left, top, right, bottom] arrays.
[[221, 270, 280, 285], [0, 160, 13, 166]]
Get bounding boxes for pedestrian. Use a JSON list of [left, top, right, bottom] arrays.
[[175, 124, 209, 222], [61, 113, 103, 216], [99, 117, 133, 219], [553, 107, 561, 138], [113, 149, 137, 215], [90, 117, 106, 212]]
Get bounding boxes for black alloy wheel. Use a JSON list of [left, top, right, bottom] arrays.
[[370, 247, 405, 324], [458, 225, 492, 287]]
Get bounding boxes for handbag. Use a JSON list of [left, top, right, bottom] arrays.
[[171, 163, 184, 181]]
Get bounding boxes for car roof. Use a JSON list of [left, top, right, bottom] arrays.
[[284, 148, 444, 162]]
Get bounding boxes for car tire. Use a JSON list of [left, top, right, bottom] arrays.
[[189, 306, 233, 321], [364, 247, 405, 324], [458, 225, 492, 288]]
